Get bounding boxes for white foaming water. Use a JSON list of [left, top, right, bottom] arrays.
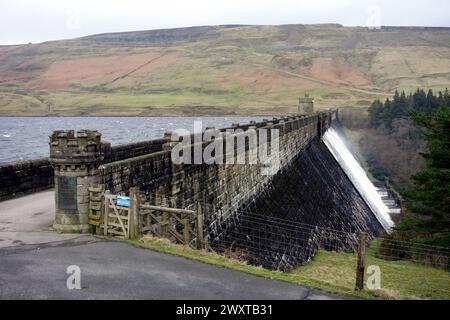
[[322, 127, 394, 232]]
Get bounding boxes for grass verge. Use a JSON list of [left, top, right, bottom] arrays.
[[127, 237, 450, 300]]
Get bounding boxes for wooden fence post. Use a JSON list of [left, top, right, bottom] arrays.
[[103, 190, 110, 236], [129, 187, 140, 239], [196, 202, 204, 249], [162, 212, 169, 237], [355, 231, 367, 291], [183, 215, 190, 246]]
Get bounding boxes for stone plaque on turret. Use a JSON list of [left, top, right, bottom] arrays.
[[57, 176, 77, 211]]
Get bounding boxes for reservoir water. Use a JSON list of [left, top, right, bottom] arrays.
[[0, 116, 264, 164]]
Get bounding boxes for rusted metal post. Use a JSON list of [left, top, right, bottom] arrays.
[[355, 231, 367, 291]]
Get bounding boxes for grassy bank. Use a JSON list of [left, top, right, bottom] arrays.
[[128, 237, 450, 300]]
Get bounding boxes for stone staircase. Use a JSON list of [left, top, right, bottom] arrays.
[[374, 184, 402, 222]]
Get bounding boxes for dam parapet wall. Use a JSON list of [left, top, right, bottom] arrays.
[[0, 158, 53, 201], [97, 111, 336, 233]]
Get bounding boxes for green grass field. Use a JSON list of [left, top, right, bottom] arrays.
[[128, 237, 450, 300]]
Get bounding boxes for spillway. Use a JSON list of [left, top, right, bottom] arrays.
[[209, 134, 387, 270], [322, 126, 394, 232]]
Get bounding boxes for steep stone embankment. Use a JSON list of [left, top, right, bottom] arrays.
[[210, 137, 384, 270]]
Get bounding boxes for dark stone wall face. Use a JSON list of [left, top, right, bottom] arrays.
[[209, 138, 384, 271], [244, 139, 382, 233], [0, 158, 54, 201], [105, 139, 166, 163], [100, 150, 172, 195]]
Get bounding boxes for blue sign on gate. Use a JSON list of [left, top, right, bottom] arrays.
[[116, 196, 131, 207]]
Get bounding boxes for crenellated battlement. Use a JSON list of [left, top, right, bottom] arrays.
[[49, 130, 109, 165]]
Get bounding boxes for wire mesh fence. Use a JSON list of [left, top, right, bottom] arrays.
[[205, 211, 361, 271], [136, 187, 450, 271], [376, 237, 450, 268], [204, 210, 450, 271]]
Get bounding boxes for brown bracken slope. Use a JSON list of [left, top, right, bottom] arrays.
[[0, 24, 449, 115]]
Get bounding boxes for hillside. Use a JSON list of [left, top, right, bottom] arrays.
[[0, 24, 450, 116]]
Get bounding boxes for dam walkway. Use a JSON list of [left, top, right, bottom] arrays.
[[0, 189, 92, 249]]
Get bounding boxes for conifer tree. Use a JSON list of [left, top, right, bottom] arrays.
[[400, 103, 450, 246]]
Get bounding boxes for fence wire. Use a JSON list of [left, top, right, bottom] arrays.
[[205, 211, 360, 271], [376, 237, 450, 268], [138, 187, 450, 271]]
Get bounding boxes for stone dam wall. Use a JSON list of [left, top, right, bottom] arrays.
[[45, 112, 333, 232], [98, 113, 331, 233], [0, 158, 54, 201], [210, 137, 384, 270], [92, 109, 386, 270], [4, 109, 388, 270]]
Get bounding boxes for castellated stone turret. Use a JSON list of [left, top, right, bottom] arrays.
[[49, 130, 110, 233], [298, 94, 314, 114]]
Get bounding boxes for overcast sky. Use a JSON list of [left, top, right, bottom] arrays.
[[1, 0, 449, 45]]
